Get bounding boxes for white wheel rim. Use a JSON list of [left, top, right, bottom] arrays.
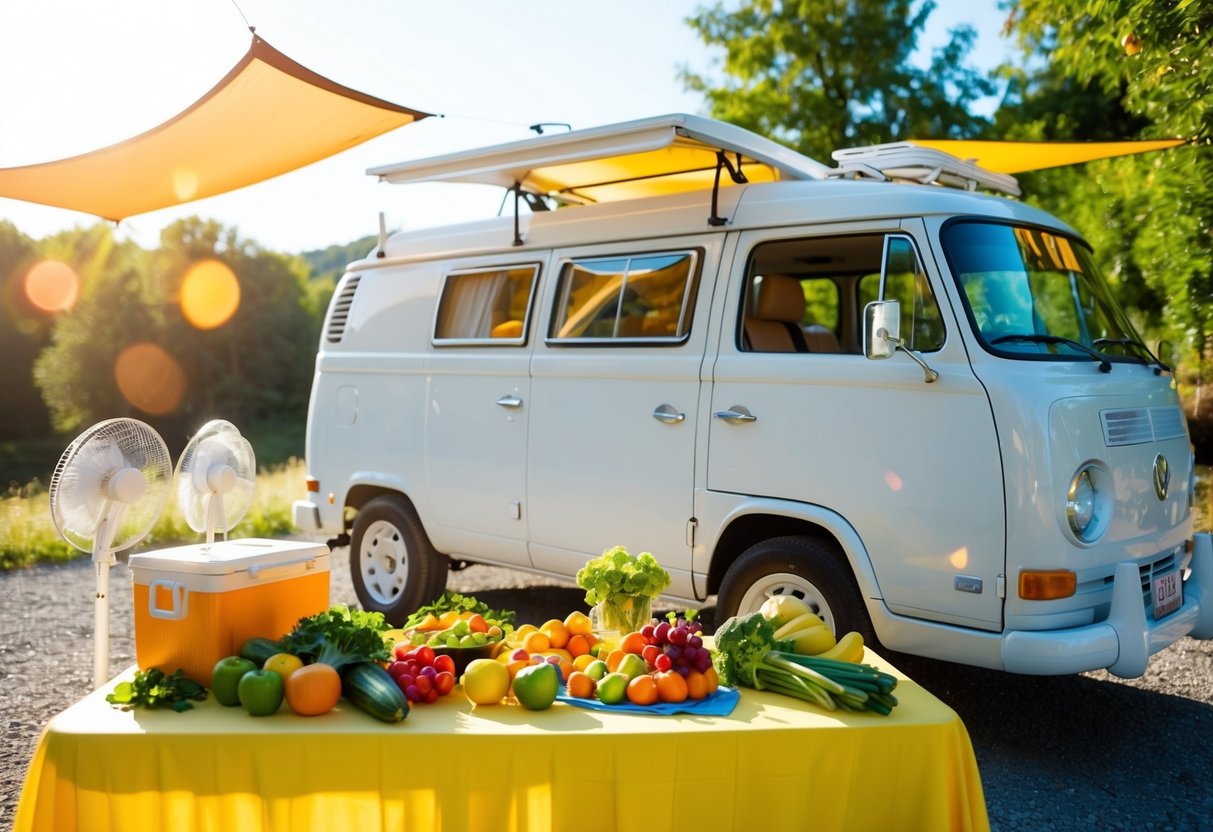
[[359, 519, 410, 606], [734, 572, 837, 634]]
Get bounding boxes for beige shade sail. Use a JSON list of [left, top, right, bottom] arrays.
[[0, 36, 430, 221], [907, 138, 1186, 175]]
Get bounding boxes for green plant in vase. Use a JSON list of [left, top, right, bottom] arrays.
[[576, 546, 671, 634]]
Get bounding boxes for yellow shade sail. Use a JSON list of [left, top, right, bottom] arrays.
[[0, 37, 429, 221], [907, 138, 1186, 175]]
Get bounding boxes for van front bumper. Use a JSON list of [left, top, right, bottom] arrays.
[[1001, 533, 1213, 678], [292, 500, 322, 533]]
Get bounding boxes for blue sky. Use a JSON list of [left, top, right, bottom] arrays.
[[0, 1, 1014, 252]]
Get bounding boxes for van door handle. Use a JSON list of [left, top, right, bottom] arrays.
[[714, 406, 757, 423], [652, 404, 685, 424], [496, 395, 523, 409]]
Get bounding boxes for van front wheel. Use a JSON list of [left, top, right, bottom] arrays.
[[349, 496, 448, 625], [717, 536, 875, 645]]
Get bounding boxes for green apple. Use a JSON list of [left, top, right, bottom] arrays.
[[512, 662, 559, 710], [237, 669, 284, 716], [212, 656, 257, 706], [584, 660, 609, 681], [616, 653, 648, 680], [596, 672, 629, 705]]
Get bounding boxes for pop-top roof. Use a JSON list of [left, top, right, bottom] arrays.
[[368, 113, 832, 204]]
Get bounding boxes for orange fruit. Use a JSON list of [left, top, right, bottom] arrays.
[[539, 619, 570, 649], [626, 674, 658, 706], [522, 631, 551, 653], [263, 652, 304, 679], [505, 659, 529, 680], [685, 669, 709, 700], [572, 653, 597, 672], [704, 665, 719, 695], [563, 610, 593, 636], [605, 649, 626, 673], [620, 631, 647, 655], [417, 613, 442, 631], [468, 614, 489, 633], [654, 670, 688, 703], [566, 634, 590, 658], [284, 663, 341, 716], [515, 623, 539, 639], [567, 671, 596, 699]]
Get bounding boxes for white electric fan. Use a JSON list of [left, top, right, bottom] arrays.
[[49, 418, 172, 688], [174, 419, 256, 545]]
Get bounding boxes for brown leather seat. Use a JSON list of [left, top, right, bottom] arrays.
[[744, 275, 808, 352]]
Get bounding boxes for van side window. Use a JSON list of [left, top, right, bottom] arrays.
[[858, 237, 945, 352], [433, 265, 539, 343], [742, 235, 881, 354], [550, 252, 698, 342]]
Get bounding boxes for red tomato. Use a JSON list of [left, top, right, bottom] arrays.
[[415, 646, 436, 667], [415, 675, 433, 695], [433, 654, 456, 675]]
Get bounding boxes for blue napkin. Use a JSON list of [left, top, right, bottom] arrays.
[[556, 685, 739, 717]]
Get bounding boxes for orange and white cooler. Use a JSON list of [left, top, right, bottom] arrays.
[[128, 538, 330, 685]]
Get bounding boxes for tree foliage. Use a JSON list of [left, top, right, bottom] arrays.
[[682, 0, 996, 160], [31, 218, 318, 453], [1006, 0, 1213, 451], [0, 221, 51, 439]]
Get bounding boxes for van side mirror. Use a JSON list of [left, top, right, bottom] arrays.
[[864, 300, 900, 360], [863, 299, 940, 383]]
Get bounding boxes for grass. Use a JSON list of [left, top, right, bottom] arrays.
[[0, 458, 307, 571]]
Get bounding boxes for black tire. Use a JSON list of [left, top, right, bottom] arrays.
[[716, 535, 876, 645], [349, 496, 449, 625]]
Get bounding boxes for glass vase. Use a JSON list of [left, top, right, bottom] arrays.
[[596, 594, 653, 635]]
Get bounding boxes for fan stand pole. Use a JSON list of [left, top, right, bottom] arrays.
[[93, 557, 113, 689], [91, 503, 124, 689]]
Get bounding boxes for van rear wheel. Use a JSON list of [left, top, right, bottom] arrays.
[[349, 496, 448, 625], [717, 536, 876, 645]]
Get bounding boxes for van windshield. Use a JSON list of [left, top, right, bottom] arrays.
[[942, 221, 1155, 368]]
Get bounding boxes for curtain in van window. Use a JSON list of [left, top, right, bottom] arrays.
[[435, 272, 509, 339]]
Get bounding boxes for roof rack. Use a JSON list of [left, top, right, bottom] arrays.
[[827, 142, 1021, 198]]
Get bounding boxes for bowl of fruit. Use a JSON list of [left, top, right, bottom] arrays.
[[397, 618, 508, 675]]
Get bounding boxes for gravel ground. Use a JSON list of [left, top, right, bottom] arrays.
[[2, 548, 1211, 832]]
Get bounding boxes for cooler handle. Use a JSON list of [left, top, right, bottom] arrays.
[[248, 555, 318, 580], [148, 580, 188, 620]]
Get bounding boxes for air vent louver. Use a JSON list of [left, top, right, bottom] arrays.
[[325, 275, 361, 343], [1100, 406, 1186, 447]]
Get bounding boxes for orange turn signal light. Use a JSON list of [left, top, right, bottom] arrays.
[[1018, 570, 1077, 600], [305, 477, 320, 493]]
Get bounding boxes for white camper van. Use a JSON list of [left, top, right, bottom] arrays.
[[293, 114, 1212, 677]]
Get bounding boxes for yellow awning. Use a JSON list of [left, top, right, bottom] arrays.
[[907, 139, 1186, 175], [0, 37, 429, 221]]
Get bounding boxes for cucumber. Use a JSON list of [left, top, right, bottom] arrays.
[[341, 662, 409, 723], [239, 636, 283, 668]]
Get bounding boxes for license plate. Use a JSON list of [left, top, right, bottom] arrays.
[[1152, 572, 1182, 620]]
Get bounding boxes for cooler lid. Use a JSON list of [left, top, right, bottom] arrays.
[[128, 538, 329, 575]]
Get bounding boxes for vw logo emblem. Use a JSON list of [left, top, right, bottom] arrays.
[[1153, 454, 1170, 501]]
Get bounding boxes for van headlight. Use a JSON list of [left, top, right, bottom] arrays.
[[1066, 464, 1109, 543]]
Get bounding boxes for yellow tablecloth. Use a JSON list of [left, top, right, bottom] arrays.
[[15, 651, 988, 832]]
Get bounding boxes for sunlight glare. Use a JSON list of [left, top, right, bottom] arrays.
[[948, 547, 970, 570], [884, 470, 903, 491], [113, 341, 187, 415], [172, 168, 199, 201], [23, 260, 79, 313], [180, 259, 240, 330]]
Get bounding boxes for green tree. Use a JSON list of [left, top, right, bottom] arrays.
[[0, 221, 52, 440], [682, 0, 996, 160], [32, 218, 319, 455], [1007, 0, 1213, 453]]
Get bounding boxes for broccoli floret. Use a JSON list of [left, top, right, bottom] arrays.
[[712, 611, 790, 688]]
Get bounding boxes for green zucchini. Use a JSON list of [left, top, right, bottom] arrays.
[[341, 662, 409, 723], [239, 636, 283, 668]]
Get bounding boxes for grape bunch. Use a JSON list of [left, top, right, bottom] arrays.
[[638, 611, 712, 677]]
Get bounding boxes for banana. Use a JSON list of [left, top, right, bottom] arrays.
[[787, 625, 836, 656], [773, 611, 825, 640], [759, 595, 816, 628], [817, 631, 864, 663]]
